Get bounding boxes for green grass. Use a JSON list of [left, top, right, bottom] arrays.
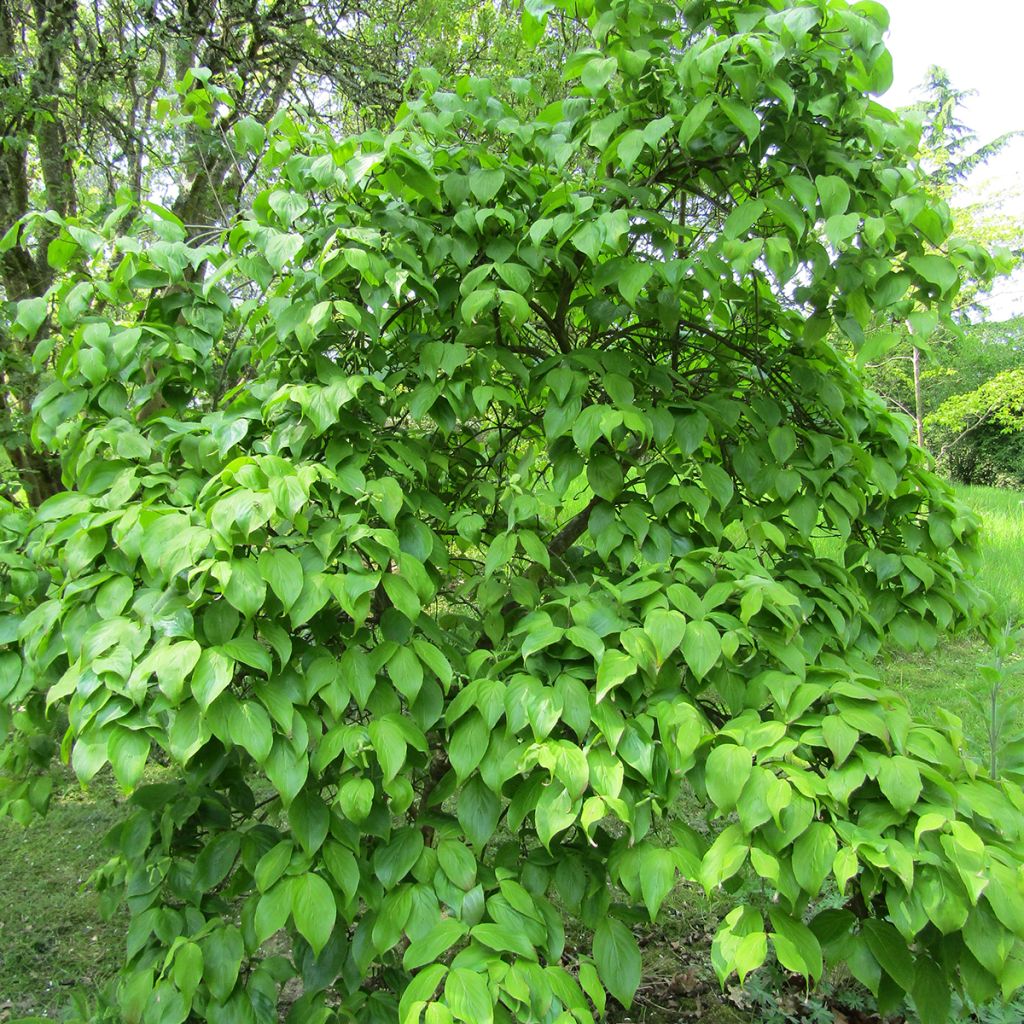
[[0, 773, 125, 1018], [958, 484, 1024, 616], [879, 484, 1024, 767]]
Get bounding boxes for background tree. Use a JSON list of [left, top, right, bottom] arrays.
[[861, 64, 1024, 449], [4, 2, 1024, 1023], [0, 0, 550, 504]]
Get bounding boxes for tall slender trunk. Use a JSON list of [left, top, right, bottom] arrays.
[[912, 345, 924, 448]]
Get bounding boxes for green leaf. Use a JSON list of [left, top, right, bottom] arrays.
[[768, 908, 823, 983], [192, 648, 234, 711], [195, 832, 241, 891], [220, 637, 271, 675], [265, 231, 304, 271], [394, 153, 442, 209], [877, 756, 922, 814], [718, 97, 760, 144], [292, 872, 336, 956], [704, 744, 752, 812], [449, 712, 489, 780], [615, 129, 645, 171], [458, 777, 501, 848], [202, 925, 244, 1001], [469, 168, 505, 204], [258, 549, 304, 612], [593, 918, 641, 1008], [108, 727, 150, 792], [268, 190, 309, 227], [373, 827, 424, 888], [224, 558, 267, 617], [678, 95, 714, 146], [233, 116, 266, 153], [815, 175, 851, 218], [587, 454, 623, 500], [369, 717, 408, 783], [444, 967, 493, 1024], [228, 701, 273, 763], [856, 329, 901, 370], [912, 955, 951, 1024], [909, 254, 958, 293], [700, 824, 748, 890], [596, 649, 636, 702], [15, 297, 48, 338], [724, 200, 766, 239], [617, 261, 653, 305], [404, 918, 469, 970], [265, 738, 307, 806], [792, 822, 838, 895], [640, 847, 677, 920], [581, 55, 617, 92], [400, 964, 448, 1024], [681, 620, 722, 681], [288, 790, 330, 855], [861, 919, 915, 992], [644, 608, 687, 664], [255, 879, 294, 944], [438, 839, 477, 890], [337, 777, 375, 822]]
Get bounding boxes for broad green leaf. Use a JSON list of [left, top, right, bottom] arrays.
[[909, 254, 958, 293], [877, 756, 922, 814], [444, 967, 493, 1024], [202, 925, 244, 1002], [862, 919, 915, 991], [581, 55, 616, 92], [15, 297, 48, 338], [792, 822, 838, 895], [769, 908, 823, 982], [292, 872, 336, 956], [644, 608, 686, 664], [596, 650, 636, 702], [192, 649, 234, 711], [228, 701, 273, 763], [258, 549, 304, 612], [224, 558, 267, 618], [681, 620, 722, 681], [593, 918, 641, 1008], [469, 168, 505, 204], [404, 918, 468, 970], [374, 827, 424, 888], [337, 777, 375, 822], [718, 97, 759, 144], [704, 744, 752, 812], [108, 727, 150, 792], [265, 231, 304, 271]]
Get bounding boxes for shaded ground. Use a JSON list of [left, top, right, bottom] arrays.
[[0, 773, 124, 1019]]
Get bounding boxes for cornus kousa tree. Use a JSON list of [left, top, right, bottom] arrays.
[[4, 0, 1024, 1021]]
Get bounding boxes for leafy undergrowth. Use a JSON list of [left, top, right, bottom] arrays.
[[3, 485, 1024, 1021], [0, 771, 124, 1019]]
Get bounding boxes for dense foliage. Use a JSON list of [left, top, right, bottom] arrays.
[[867, 318, 1024, 486], [4, 1, 1024, 1023], [0, 0, 546, 503]]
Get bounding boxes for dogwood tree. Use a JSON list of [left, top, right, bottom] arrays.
[[3, 1, 1023, 1022]]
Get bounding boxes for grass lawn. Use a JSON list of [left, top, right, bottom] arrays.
[[1, 484, 1022, 1021], [0, 775, 124, 1018], [879, 485, 1024, 771]]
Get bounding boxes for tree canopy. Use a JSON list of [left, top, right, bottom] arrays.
[[2, 1, 1024, 1023]]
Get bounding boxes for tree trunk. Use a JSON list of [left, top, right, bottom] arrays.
[[912, 345, 924, 448]]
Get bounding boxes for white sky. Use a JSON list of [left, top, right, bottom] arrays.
[[881, 0, 1024, 316]]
